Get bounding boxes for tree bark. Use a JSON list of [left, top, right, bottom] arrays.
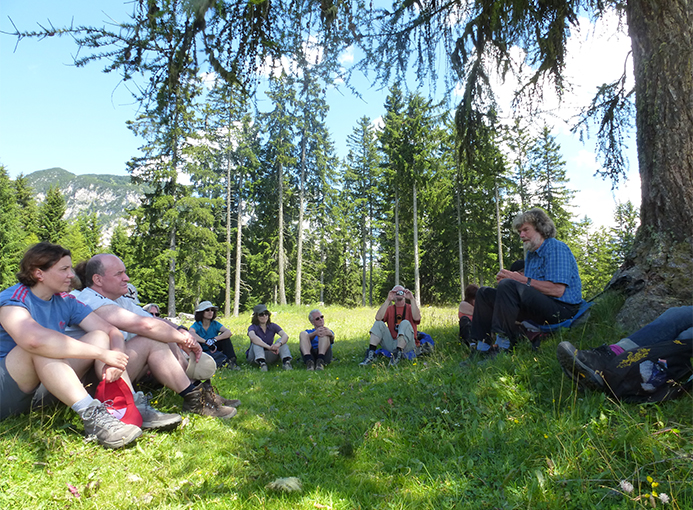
[[394, 186, 400, 285], [233, 170, 243, 317], [456, 176, 465, 301], [361, 216, 367, 306], [168, 226, 176, 317], [413, 182, 421, 305], [225, 141, 232, 318], [277, 161, 287, 305], [295, 127, 306, 306], [611, 0, 693, 329], [495, 178, 504, 271]]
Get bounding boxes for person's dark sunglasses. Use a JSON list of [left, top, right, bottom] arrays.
[[259, 311, 270, 317], [153, 312, 161, 317]]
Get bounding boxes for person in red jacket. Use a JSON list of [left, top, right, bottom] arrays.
[[360, 285, 421, 367]]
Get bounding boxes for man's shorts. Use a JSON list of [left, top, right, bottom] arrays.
[[370, 320, 416, 353], [309, 345, 333, 363], [0, 356, 36, 420]]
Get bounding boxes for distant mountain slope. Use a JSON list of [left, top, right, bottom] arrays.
[[25, 167, 147, 241]]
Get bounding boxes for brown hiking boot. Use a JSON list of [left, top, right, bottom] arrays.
[[182, 385, 237, 419], [202, 381, 241, 408]]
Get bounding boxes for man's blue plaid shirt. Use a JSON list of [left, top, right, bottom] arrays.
[[525, 237, 582, 304]]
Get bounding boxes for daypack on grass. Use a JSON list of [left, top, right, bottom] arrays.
[[601, 338, 693, 403]]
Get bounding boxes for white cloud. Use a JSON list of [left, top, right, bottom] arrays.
[[339, 46, 355, 65]]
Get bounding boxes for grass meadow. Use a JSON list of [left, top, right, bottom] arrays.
[[1, 294, 691, 509]]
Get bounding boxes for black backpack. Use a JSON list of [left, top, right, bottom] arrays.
[[601, 338, 693, 403]]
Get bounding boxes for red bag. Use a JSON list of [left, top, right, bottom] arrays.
[[95, 378, 143, 427]]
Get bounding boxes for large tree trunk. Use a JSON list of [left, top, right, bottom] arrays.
[[233, 171, 243, 317], [277, 161, 287, 305], [225, 148, 232, 318], [495, 178, 504, 271], [295, 129, 306, 306], [413, 182, 421, 305], [168, 226, 176, 317], [456, 177, 465, 301], [361, 217, 367, 306], [610, 0, 693, 329], [394, 187, 400, 285]]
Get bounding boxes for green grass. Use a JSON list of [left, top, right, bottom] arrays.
[[1, 296, 692, 509]]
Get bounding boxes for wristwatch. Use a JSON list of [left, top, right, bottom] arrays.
[[526, 277, 532, 287]]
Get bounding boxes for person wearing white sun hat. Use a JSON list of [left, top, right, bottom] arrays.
[[189, 301, 240, 370]]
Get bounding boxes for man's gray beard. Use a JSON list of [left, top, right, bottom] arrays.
[[524, 241, 538, 252]]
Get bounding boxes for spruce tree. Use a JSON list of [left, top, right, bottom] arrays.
[[344, 116, 382, 305], [0, 166, 24, 287], [38, 186, 66, 244]]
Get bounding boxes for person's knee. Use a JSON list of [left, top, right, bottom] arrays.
[[79, 330, 110, 348], [497, 278, 520, 293]]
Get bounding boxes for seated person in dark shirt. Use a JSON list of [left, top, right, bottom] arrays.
[[246, 304, 292, 371]]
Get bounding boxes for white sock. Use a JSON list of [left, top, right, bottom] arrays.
[[72, 395, 95, 414]]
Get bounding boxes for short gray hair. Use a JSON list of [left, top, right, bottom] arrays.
[[512, 208, 556, 239], [308, 309, 321, 324]]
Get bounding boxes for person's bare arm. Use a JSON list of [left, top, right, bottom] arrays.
[[78, 312, 126, 352], [248, 329, 267, 347], [216, 325, 232, 340], [0, 306, 128, 369], [405, 289, 422, 321], [189, 327, 207, 346], [315, 326, 334, 340], [78, 312, 128, 381], [375, 291, 395, 321], [93, 304, 202, 360]]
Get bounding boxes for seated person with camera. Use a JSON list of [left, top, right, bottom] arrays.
[[360, 285, 421, 367]]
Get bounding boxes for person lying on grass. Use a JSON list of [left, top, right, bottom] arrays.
[[0, 242, 141, 449]]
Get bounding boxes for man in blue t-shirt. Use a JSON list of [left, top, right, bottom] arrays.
[[299, 309, 335, 370], [471, 208, 582, 355]]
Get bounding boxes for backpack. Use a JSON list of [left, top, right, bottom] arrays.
[[601, 338, 693, 403]]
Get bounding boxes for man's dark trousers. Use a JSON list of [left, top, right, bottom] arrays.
[[471, 279, 579, 345]]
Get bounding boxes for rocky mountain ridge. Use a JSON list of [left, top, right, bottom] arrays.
[[25, 167, 147, 242]]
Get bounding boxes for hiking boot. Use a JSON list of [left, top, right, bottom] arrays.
[[359, 348, 376, 366], [226, 359, 242, 371], [182, 385, 237, 419], [80, 399, 142, 449], [283, 359, 293, 371], [420, 342, 434, 355], [315, 358, 325, 371], [202, 381, 241, 408], [389, 349, 403, 367], [134, 392, 182, 430], [556, 341, 612, 390], [258, 360, 268, 372], [305, 359, 315, 371]]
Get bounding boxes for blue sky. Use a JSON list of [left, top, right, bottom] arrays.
[[1, 1, 640, 228]]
